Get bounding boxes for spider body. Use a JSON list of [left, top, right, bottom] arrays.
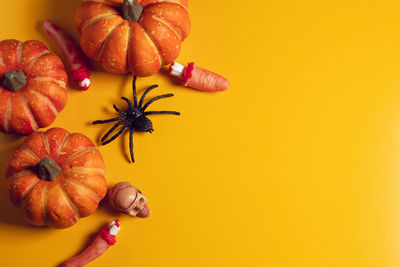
[[93, 76, 180, 163], [125, 106, 153, 132]]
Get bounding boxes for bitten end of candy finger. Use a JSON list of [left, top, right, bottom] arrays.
[[169, 62, 184, 78], [79, 78, 90, 90]]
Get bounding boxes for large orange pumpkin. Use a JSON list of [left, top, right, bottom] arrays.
[[0, 39, 68, 135], [5, 128, 107, 229], [75, 0, 190, 76]]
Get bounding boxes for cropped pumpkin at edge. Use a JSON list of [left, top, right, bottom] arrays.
[[75, 0, 191, 76], [0, 39, 68, 135], [5, 128, 107, 229]]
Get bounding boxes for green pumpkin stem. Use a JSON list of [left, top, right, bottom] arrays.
[[122, 0, 143, 22], [2, 70, 27, 92], [37, 157, 62, 182]]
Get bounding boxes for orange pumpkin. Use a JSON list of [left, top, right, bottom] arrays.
[[75, 0, 190, 76], [0, 39, 68, 135], [5, 128, 107, 229]]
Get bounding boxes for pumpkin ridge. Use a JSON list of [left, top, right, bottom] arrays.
[[100, 21, 130, 74], [31, 77, 66, 89], [21, 89, 56, 128], [29, 79, 68, 112], [81, 14, 119, 32], [42, 131, 51, 154], [0, 52, 5, 68], [76, 1, 120, 32], [151, 14, 182, 41], [97, 22, 126, 61], [64, 178, 101, 202], [127, 22, 162, 75], [19, 94, 39, 131], [4, 95, 11, 132], [139, 23, 163, 65], [139, 15, 180, 64], [17, 178, 40, 205], [59, 184, 81, 219], [57, 133, 70, 156], [16, 42, 23, 68], [143, 2, 190, 39], [7, 170, 35, 179], [0, 40, 19, 71], [67, 167, 105, 175], [142, 0, 187, 10], [81, 16, 124, 60], [29, 90, 59, 118], [67, 146, 96, 163], [27, 50, 50, 71], [125, 24, 132, 72], [20, 145, 41, 162]]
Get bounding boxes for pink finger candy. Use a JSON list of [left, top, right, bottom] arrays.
[[63, 220, 121, 267], [43, 19, 91, 90], [169, 62, 229, 92]]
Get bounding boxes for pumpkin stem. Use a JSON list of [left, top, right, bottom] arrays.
[[36, 157, 62, 182], [122, 0, 143, 22], [2, 70, 27, 92]]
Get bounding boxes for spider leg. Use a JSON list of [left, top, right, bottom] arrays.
[[100, 121, 125, 142], [101, 126, 129, 146], [113, 104, 126, 115], [129, 128, 135, 163], [121, 97, 133, 108], [92, 116, 125, 125], [132, 76, 138, 106], [144, 111, 181, 116], [142, 94, 174, 111], [139, 84, 159, 107]]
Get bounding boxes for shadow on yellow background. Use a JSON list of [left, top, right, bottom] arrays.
[[0, 134, 25, 226]]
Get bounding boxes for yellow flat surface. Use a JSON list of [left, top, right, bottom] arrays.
[[1, 0, 400, 266]]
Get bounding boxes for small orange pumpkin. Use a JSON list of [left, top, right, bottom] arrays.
[[0, 39, 68, 135], [5, 128, 107, 228], [75, 0, 190, 76]]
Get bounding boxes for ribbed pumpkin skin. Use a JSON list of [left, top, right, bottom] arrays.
[[5, 128, 107, 229], [75, 0, 190, 76], [0, 39, 68, 135]]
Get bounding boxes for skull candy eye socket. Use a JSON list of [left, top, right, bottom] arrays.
[[138, 197, 145, 205]]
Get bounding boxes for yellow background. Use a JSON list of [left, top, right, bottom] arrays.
[[0, 0, 400, 266]]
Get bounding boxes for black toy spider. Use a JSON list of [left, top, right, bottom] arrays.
[[93, 76, 180, 163]]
